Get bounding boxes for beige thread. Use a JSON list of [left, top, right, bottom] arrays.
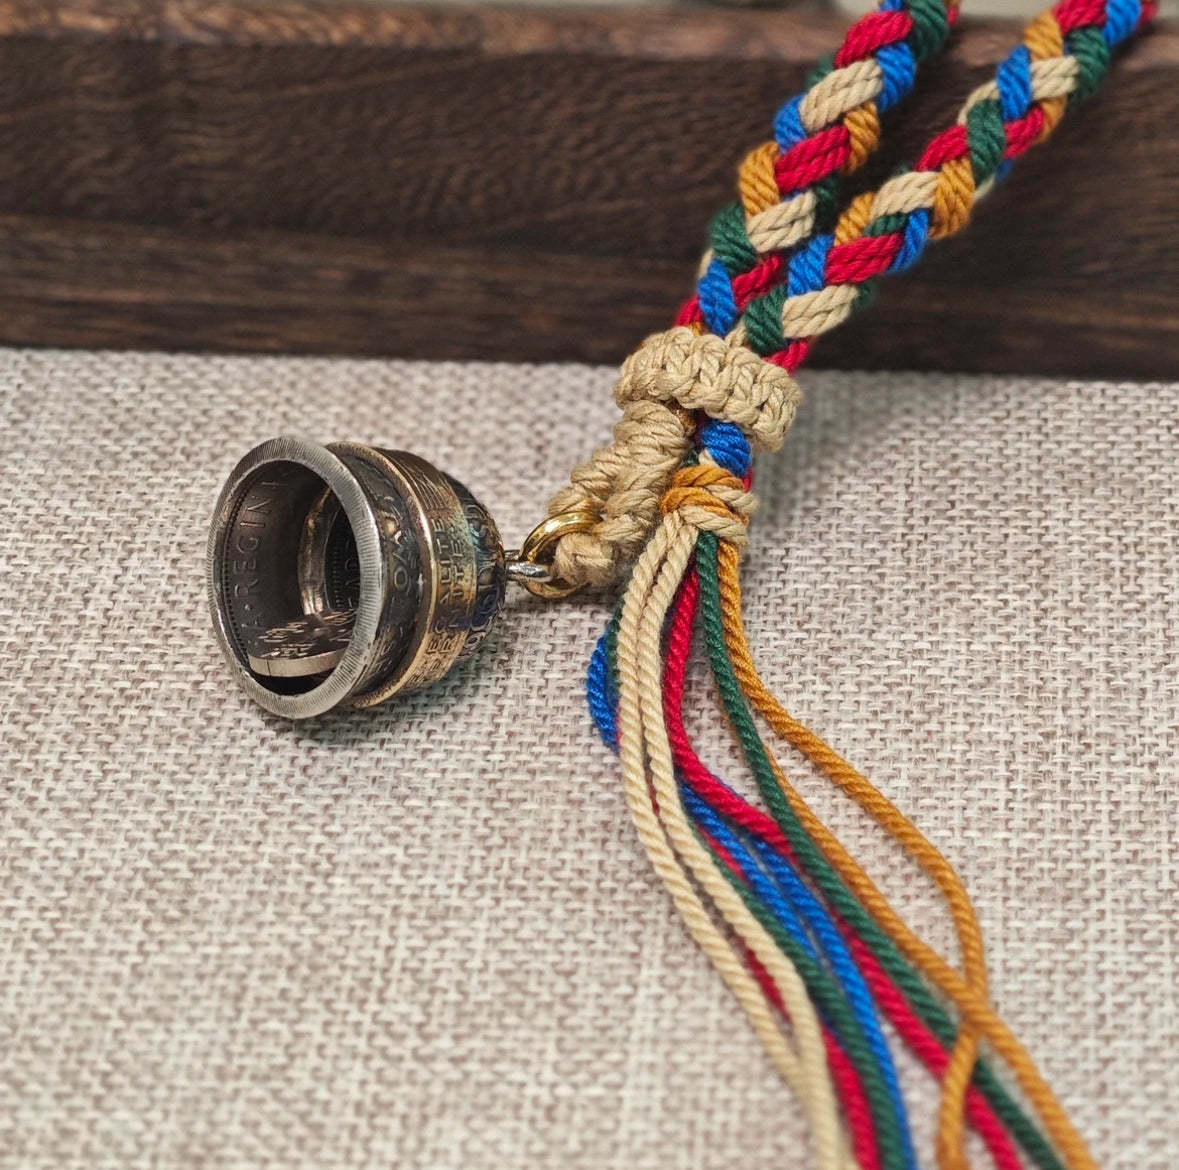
[[614, 478, 857, 1170], [547, 328, 800, 588]]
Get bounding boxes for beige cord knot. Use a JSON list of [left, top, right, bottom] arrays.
[[612, 326, 801, 450], [660, 463, 756, 548], [548, 327, 801, 588]]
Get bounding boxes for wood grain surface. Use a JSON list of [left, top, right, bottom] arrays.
[[0, 0, 1174, 377]]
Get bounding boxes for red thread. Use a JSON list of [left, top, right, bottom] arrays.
[[662, 572, 1026, 1170], [664, 575, 884, 1170], [1054, 0, 1105, 33], [775, 125, 853, 194], [1003, 108, 1046, 159], [845, 935, 1024, 1170], [826, 233, 903, 285], [768, 340, 811, 373], [918, 124, 969, 171], [677, 297, 705, 328], [747, 947, 884, 1170], [837, 10, 915, 66], [676, 255, 786, 326], [732, 254, 787, 307]]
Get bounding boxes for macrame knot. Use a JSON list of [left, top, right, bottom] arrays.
[[547, 326, 800, 588], [660, 463, 756, 549], [613, 327, 800, 452]]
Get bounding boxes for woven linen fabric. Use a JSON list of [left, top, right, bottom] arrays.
[[0, 348, 1176, 1170]]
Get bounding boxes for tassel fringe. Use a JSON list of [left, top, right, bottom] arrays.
[[589, 423, 1096, 1170]]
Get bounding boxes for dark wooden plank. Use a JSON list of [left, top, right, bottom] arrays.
[[0, 0, 1174, 377], [0, 213, 681, 361]]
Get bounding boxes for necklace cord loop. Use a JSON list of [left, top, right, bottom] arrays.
[[545, 327, 801, 589]]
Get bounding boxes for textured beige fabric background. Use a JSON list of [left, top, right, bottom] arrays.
[[0, 349, 1176, 1169]]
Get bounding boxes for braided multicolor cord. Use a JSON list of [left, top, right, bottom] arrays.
[[697, 0, 960, 323], [683, 0, 1154, 370], [579, 0, 1157, 1168], [544, 0, 1154, 591]]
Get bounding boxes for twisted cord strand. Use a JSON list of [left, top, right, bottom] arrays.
[[679, 727, 919, 1169], [595, 571, 892, 1170], [664, 568, 1032, 1170], [586, 428, 1071, 1170], [597, 502, 1067, 1170], [710, 536, 1096, 1170], [611, 504, 854, 1170], [688, 793, 918, 1170], [714, 533, 988, 1170], [687, 0, 1156, 367], [646, 466, 916, 1170], [661, 575, 1025, 1170]]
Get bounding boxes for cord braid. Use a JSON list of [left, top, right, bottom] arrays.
[[547, 0, 967, 588], [554, 0, 1152, 592], [689, 0, 1154, 364], [711, 0, 960, 318]]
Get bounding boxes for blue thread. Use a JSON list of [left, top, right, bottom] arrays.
[[586, 626, 618, 748], [788, 233, 834, 296], [997, 45, 1033, 121], [685, 780, 918, 1170], [773, 95, 809, 151], [684, 788, 821, 963], [699, 420, 752, 477], [586, 420, 749, 751], [891, 208, 929, 272], [697, 259, 741, 335], [1104, 0, 1141, 45], [747, 834, 919, 1170], [874, 42, 917, 112]]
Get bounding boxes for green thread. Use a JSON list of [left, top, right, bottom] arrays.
[[865, 213, 909, 238], [694, 535, 1067, 1170], [711, 202, 759, 274], [693, 825, 914, 1170], [808, 54, 836, 89], [1067, 26, 1111, 102], [745, 285, 788, 356], [907, 0, 952, 61], [966, 101, 1008, 183], [813, 174, 844, 235]]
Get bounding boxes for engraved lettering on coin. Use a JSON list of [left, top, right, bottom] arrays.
[[324, 510, 363, 612]]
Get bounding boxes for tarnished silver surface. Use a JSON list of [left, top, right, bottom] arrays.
[[246, 610, 356, 678], [504, 560, 553, 584], [448, 476, 508, 665], [207, 437, 506, 719]]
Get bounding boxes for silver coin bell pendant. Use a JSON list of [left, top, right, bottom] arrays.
[[207, 437, 592, 719]]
